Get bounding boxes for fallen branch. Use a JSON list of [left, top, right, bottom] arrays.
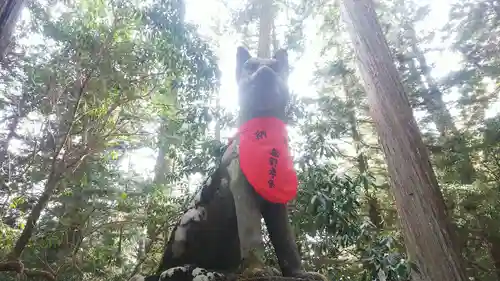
[[239, 277, 309, 281], [24, 268, 56, 281], [0, 260, 23, 273], [135, 265, 327, 281], [0, 260, 56, 281]]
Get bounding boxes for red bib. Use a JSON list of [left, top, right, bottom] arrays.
[[230, 117, 298, 204]]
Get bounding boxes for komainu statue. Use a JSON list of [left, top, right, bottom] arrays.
[[132, 47, 328, 281]]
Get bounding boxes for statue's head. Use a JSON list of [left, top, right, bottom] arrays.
[[235, 47, 290, 124]]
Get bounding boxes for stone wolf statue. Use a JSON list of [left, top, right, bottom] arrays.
[[132, 47, 327, 281]]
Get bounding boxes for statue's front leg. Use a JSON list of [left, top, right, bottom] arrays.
[[260, 201, 301, 276], [226, 157, 264, 269], [222, 141, 265, 272], [261, 201, 328, 281]]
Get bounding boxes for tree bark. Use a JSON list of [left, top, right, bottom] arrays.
[[343, 73, 382, 229], [340, 1, 468, 281], [257, 0, 273, 58], [405, 24, 475, 184], [215, 92, 221, 142], [486, 235, 500, 281], [153, 119, 173, 187], [0, 0, 25, 60], [148, 90, 178, 241], [8, 70, 89, 259], [0, 89, 29, 168], [9, 171, 60, 259]]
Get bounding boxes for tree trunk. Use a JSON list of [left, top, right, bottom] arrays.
[[153, 85, 178, 192], [215, 92, 221, 142], [153, 119, 173, 188], [0, 89, 29, 167], [146, 117, 174, 243], [9, 171, 60, 259], [271, 21, 278, 55], [487, 235, 500, 280], [7, 69, 88, 260], [257, 0, 273, 58], [405, 24, 475, 184], [343, 74, 383, 229], [340, 1, 468, 281], [0, 0, 25, 60], [142, 87, 179, 269], [407, 29, 456, 139], [45, 162, 90, 264]]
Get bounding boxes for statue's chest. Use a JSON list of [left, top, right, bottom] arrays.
[[226, 117, 298, 204]]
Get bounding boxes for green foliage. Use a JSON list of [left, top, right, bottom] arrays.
[[1, 0, 500, 281], [0, 0, 219, 279]]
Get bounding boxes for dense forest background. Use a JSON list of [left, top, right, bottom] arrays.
[[1, 0, 500, 281]]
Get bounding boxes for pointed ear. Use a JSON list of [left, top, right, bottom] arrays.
[[236, 46, 251, 81], [273, 48, 289, 79]]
